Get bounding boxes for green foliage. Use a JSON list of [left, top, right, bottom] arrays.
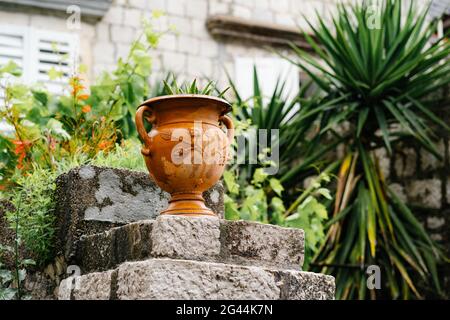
[[286, 0, 449, 299], [224, 167, 284, 223], [0, 196, 36, 300], [162, 75, 230, 98], [0, 13, 173, 270], [91, 139, 146, 172], [6, 168, 57, 263], [0, 13, 170, 187]]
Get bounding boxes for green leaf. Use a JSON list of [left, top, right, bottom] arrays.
[[223, 170, 239, 195], [0, 60, 22, 76], [269, 178, 284, 196], [252, 168, 268, 186]]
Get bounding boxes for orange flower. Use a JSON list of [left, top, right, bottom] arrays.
[[98, 140, 112, 151], [82, 105, 92, 113], [12, 139, 32, 169], [78, 94, 89, 101]]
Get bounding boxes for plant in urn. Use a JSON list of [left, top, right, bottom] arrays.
[[135, 80, 234, 217]]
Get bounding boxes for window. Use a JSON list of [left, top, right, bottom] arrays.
[[0, 25, 79, 132], [0, 25, 79, 92]]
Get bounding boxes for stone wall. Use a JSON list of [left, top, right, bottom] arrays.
[[0, 0, 347, 85], [376, 87, 450, 296], [92, 0, 347, 84]]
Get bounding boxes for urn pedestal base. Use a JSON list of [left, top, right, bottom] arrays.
[[161, 192, 216, 217]]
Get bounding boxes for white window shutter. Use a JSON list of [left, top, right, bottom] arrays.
[[0, 25, 29, 134], [30, 29, 79, 94], [0, 25, 79, 133]]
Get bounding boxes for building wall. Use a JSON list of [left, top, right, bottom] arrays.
[[91, 0, 346, 85]]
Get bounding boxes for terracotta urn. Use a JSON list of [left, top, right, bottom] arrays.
[[135, 94, 234, 217]]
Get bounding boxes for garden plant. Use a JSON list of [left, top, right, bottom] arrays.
[[282, 0, 450, 299]]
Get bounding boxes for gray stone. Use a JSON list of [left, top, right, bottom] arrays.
[[221, 220, 304, 270], [59, 270, 114, 300], [75, 215, 304, 273], [394, 148, 417, 178], [406, 179, 442, 209], [60, 258, 335, 300], [389, 183, 407, 203], [374, 148, 390, 180], [447, 177, 450, 205], [427, 216, 445, 229], [420, 140, 446, 172], [277, 270, 336, 300], [55, 166, 224, 262], [76, 220, 153, 273], [151, 215, 221, 260]]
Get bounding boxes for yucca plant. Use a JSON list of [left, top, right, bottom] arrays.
[[228, 67, 344, 185], [284, 0, 450, 299]]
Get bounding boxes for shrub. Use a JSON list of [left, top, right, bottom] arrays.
[[285, 0, 450, 299]]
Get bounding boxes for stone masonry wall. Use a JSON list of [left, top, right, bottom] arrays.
[[0, 0, 351, 86], [92, 0, 347, 84]]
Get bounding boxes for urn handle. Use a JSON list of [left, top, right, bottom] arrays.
[[135, 105, 155, 156], [219, 115, 235, 146]]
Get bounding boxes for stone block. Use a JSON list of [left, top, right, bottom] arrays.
[[232, 5, 252, 19], [158, 33, 177, 51], [209, 1, 230, 15], [168, 16, 192, 34], [447, 177, 450, 205], [167, 0, 186, 15], [76, 215, 304, 273], [186, 0, 208, 19], [55, 166, 224, 262], [93, 41, 115, 64], [199, 39, 219, 58], [394, 148, 417, 178], [162, 51, 186, 72], [389, 183, 407, 203], [221, 220, 305, 270], [59, 270, 115, 300], [151, 216, 221, 260], [110, 25, 136, 43], [406, 179, 442, 209], [427, 216, 445, 229], [178, 36, 200, 54], [128, 0, 147, 10], [123, 8, 142, 27], [60, 258, 335, 300], [187, 55, 212, 75], [102, 6, 123, 24], [420, 140, 446, 172], [374, 148, 390, 180]]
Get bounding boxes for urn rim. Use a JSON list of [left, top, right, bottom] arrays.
[[139, 94, 232, 114]]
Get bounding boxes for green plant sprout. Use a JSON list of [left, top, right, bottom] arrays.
[[162, 75, 230, 98]]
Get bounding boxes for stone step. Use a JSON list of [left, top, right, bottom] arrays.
[[76, 215, 305, 273], [58, 258, 335, 300], [54, 166, 224, 261]]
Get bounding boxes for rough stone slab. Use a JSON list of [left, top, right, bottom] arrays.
[[151, 215, 221, 260], [55, 165, 224, 262], [59, 270, 115, 300], [59, 258, 335, 300], [76, 215, 304, 273], [220, 220, 304, 270], [75, 220, 154, 273]]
